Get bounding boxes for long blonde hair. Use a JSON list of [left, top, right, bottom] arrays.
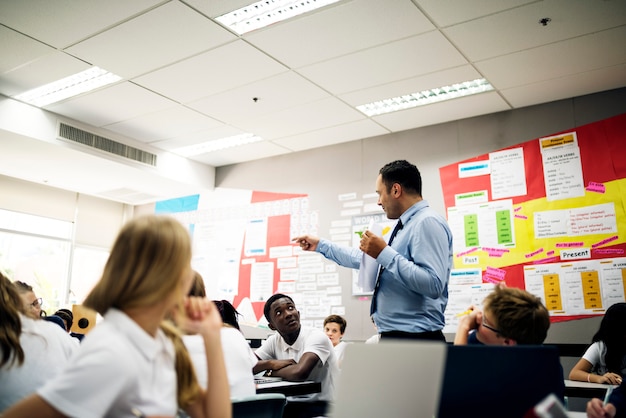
[[83, 215, 201, 407], [160, 320, 201, 407], [84, 215, 192, 315]]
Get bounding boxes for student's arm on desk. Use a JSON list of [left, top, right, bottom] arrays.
[[256, 353, 321, 382], [570, 358, 623, 385], [253, 358, 295, 375]]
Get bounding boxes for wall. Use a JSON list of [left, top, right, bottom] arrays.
[[215, 87, 626, 343], [2, 88, 625, 343], [0, 175, 131, 250]]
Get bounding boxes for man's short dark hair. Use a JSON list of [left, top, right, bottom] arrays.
[[263, 293, 295, 323], [379, 160, 422, 195]]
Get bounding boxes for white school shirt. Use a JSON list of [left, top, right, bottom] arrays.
[[38, 308, 178, 418], [255, 327, 338, 402], [583, 341, 609, 375], [0, 315, 77, 412], [333, 341, 350, 368], [183, 326, 258, 398]]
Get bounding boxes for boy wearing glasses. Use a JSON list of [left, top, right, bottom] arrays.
[[454, 285, 550, 346]]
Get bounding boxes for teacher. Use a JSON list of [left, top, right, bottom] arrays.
[[293, 160, 453, 342]]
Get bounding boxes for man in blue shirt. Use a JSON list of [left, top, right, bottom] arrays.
[[293, 160, 453, 342]]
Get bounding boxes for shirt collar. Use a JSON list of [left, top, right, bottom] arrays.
[[398, 199, 429, 226], [277, 327, 307, 353]]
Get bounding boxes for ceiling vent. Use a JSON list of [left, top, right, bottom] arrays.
[[58, 122, 157, 166]]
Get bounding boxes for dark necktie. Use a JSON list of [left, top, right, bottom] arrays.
[[370, 219, 403, 315]]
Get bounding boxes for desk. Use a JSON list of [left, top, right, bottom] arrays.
[[255, 380, 321, 397], [564, 379, 616, 399]]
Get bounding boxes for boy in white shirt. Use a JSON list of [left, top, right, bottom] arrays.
[[254, 293, 339, 418]]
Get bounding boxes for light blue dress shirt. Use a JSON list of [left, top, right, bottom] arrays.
[[317, 200, 453, 333]]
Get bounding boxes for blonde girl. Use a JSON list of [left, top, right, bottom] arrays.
[[3, 215, 231, 418]]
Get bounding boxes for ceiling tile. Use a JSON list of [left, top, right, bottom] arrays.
[[415, 0, 535, 27], [444, 0, 626, 61], [0, 49, 89, 96], [476, 26, 626, 89], [0, 0, 165, 48], [273, 119, 389, 152], [134, 40, 289, 103], [339, 65, 484, 106], [500, 63, 626, 108], [188, 71, 330, 126], [182, 0, 254, 18], [372, 91, 510, 132], [0, 26, 52, 74], [46, 82, 176, 127], [245, 0, 434, 68], [238, 97, 365, 139], [152, 124, 246, 151], [104, 105, 224, 143], [297, 31, 468, 94], [190, 140, 291, 167], [66, 2, 236, 79]]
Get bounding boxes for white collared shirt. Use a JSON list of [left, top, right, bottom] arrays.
[[183, 326, 257, 398], [255, 327, 338, 402], [38, 308, 177, 418], [0, 314, 77, 412]]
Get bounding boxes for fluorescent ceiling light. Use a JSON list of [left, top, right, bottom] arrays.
[[13, 66, 122, 107], [356, 78, 495, 117], [216, 0, 341, 35], [173, 133, 264, 156]]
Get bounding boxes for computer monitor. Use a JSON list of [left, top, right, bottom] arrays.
[[328, 341, 447, 418], [438, 344, 565, 418]]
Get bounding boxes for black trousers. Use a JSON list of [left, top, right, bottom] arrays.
[[380, 329, 446, 342]]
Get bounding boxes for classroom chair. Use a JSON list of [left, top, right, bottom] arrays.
[[231, 393, 286, 418]]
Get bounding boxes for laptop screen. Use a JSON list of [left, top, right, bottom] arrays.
[[328, 341, 447, 418], [438, 344, 565, 418]]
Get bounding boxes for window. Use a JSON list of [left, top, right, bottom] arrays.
[[0, 209, 108, 314], [69, 246, 109, 305]]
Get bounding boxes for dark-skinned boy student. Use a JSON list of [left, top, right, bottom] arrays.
[[254, 293, 339, 418]]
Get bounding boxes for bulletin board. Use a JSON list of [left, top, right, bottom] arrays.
[[439, 113, 626, 324], [155, 189, 347, 327]]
